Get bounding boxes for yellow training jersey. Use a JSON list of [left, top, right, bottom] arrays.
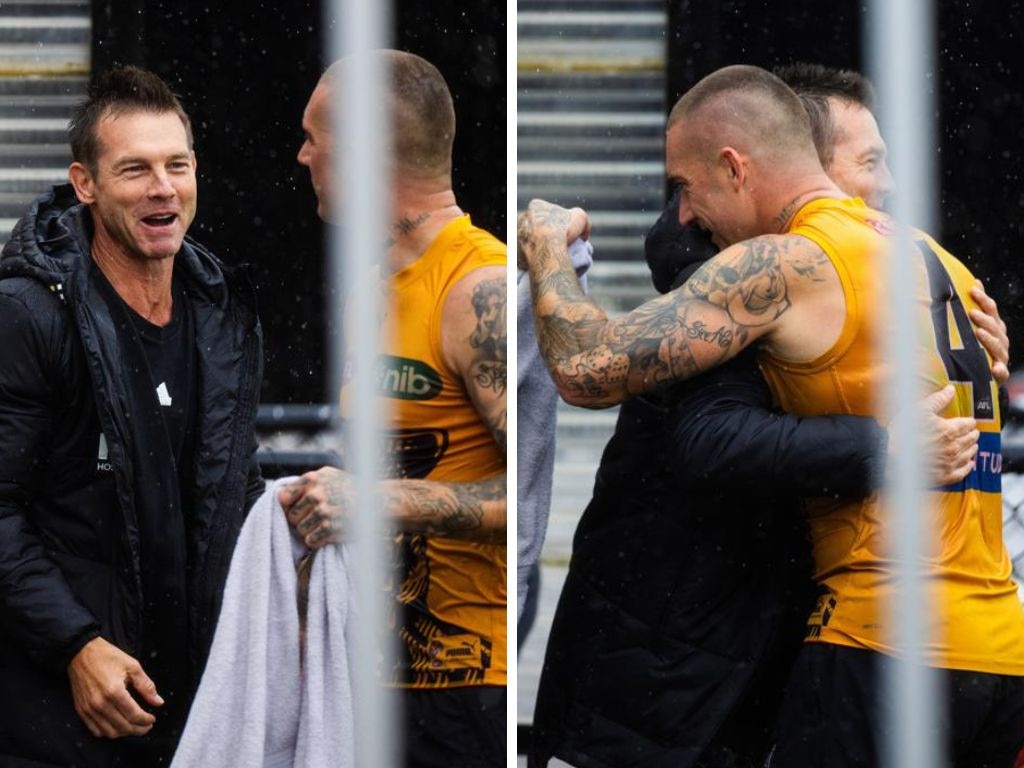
[[759, 196, 1024, 675], [341, 215, 506, 688]]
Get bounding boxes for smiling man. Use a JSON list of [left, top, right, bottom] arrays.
[[774, 62, 894, 211], [0, 66, 264, 766]]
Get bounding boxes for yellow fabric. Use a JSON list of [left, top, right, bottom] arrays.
[[759, 197, 1024, 675], [341, 215, 506, 688]]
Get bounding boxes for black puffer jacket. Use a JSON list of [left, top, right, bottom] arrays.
[[529, 203, 886, 768], [0, 185, 264, 767]]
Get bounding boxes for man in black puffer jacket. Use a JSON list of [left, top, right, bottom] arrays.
[[0, 67, 263, 767]]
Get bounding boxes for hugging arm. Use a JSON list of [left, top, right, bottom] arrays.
[[519, 200, 816, 408]]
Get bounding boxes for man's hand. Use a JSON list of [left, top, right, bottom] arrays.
[[68, 636, 163, 738], [517, 200, 589, 269], [969, 280, 1010, 385], [892, 385, 980, 486], [277, 467, 353, 550]]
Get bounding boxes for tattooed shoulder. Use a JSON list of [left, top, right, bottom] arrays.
[[681, 235, 793, 327], [467, 275, 507, 397], [781, 236, 832, 282]]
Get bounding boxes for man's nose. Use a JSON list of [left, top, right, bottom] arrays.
[[297, 141, 310, 166], [148, 170, 175, 197], [677, 193, 696, 226], [877, 160, 894, 202]]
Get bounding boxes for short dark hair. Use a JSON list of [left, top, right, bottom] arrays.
[[667, 64, 815, 162], [68, 65, 193, 172], [322, 50, 456, 178], [773, 62, 875, 169]]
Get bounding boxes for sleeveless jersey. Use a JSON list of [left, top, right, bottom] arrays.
[[759, 197, 1024, 675], [341, 215, 506, 688]]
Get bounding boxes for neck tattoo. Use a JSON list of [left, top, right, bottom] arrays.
[[384, 211, 430, 249], [771, 196, 803, 233]]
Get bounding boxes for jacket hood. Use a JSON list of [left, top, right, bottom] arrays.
[[1, 184, 238, 308], [644, 189, 718, 294], [1, 183, 88, 285]]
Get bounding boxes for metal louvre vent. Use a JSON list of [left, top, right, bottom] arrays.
[[517, 0, 667, 270], [0, 0, 89, 243]]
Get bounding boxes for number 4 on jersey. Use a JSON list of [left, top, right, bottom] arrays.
[[918, 239, 995, 421]]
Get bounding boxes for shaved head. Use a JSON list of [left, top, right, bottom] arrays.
[[668, 65, 819, 168], [664, 65, 837, 246], [321, 50, 455, 180]]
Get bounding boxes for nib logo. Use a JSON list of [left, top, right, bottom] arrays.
[[375, 355, 443, 401]]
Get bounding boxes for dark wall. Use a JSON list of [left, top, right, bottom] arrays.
[[667, 0, 1024, 363], [937, 4, 1024, 363], [91, 1, 506, 403]]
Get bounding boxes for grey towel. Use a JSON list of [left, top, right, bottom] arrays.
[[171, 478, 356, 768]]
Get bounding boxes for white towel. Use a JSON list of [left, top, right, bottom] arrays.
[[171, 478, 356, 768]]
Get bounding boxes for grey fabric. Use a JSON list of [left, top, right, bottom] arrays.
[[516, 238, 593, 619], [171, 478, 355, 768]]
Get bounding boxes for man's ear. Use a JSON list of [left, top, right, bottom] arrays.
[[68, 162, 96, 205], [720, 147, 746, 191]]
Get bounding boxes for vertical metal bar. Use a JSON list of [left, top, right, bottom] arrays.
[[866, 1, 944, 767], [325, 1, 397, 765], [506, 6, 519, 762]]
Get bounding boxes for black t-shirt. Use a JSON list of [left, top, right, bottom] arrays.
[[93, 268, 199, 741], [126, 277, 198, 498]]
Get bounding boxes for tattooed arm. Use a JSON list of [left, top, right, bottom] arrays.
[[431, 263, 507, 539], [378, 265, 508, 542], [278, 468, 506, 547], [278, 266, 507, 547], [519, 198, 837, 408]]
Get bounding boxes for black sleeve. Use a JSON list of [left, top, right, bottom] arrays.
[[243, 434, 266, 513], [669, 350, 887, 498], [0, 288, 101, 671]]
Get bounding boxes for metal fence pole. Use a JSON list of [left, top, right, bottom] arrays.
[[866, 1, 944, 766], [325, 1, 398, 765]]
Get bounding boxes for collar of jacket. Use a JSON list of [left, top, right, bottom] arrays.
[[643, 189, 719, 294]]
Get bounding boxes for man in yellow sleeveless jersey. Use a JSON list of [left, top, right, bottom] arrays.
[[281, 51, 507, 768], [519, 65, 1024, 766]]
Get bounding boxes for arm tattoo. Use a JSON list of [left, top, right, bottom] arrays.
[[468, 277, 507, 397], [486, 409, 507, 456], [526, 233, 802, 406], [685, 237, 791, 326], [527, 236, 607, 357], [390, 474, 505, 541]]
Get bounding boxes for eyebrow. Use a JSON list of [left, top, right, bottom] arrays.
[[112, 152, 191, 169], [112, 157, 147, 169]]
